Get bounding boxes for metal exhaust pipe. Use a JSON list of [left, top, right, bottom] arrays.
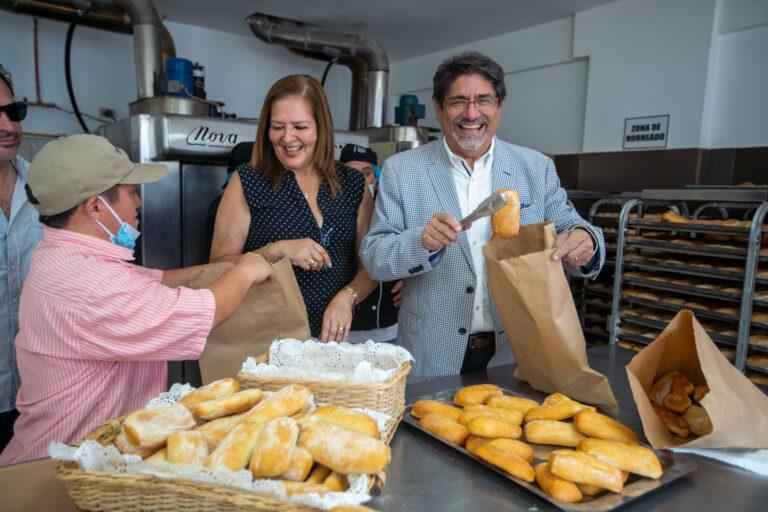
[[246, 13, 389, 130]]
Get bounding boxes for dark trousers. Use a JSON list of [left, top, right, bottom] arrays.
[[460, 332, 496, 374], [0, 408, 20, 455]]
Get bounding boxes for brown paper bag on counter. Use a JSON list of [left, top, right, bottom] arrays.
[[187, 258, 311, 384], [626, 309, 768, 448], [484, 221, 618, 412]]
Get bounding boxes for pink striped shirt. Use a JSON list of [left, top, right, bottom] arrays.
[[0, 227, 215, 465]]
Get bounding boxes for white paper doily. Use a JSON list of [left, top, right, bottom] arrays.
[[241, 339, 413, 383]]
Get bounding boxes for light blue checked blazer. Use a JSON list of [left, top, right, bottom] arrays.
[[360, 138, 605, 383]]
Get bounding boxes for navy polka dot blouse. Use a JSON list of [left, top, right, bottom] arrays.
[[237, 163, 365, 336]]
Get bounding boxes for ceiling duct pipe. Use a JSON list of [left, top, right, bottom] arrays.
[[0, 0, 170, 99], [246, 13, 389, 130]]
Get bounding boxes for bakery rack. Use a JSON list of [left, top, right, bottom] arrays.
[[606, 187, 768, 384]]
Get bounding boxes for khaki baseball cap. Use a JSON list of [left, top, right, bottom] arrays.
[[27, 134, 167, 215]]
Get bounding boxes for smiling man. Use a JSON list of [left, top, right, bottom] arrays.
[[0, 64, 41, 455], [361, 51, 605, 383], [0, 134, 275, 465]]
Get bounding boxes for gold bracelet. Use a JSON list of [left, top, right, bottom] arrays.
[[261, 242, 274, 265], [343, 286, 359, 303]]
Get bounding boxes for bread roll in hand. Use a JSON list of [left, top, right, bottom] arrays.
[[491, 189, 521, 238]]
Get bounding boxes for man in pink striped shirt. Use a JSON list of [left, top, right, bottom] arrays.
[[0, 134, 274, 465]]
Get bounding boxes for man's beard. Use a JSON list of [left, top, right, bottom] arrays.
[[449, 116, 489, 153]]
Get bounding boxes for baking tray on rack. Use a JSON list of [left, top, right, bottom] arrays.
[[620, 316, 738, 346], [624, 260, 752, 284], [403, 386, 697, 512], [622, 277, 743, 303], [627, 219, 757, 235], [626, 239, 768, 261]]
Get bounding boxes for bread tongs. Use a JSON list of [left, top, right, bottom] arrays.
[[460, 190, 508, 231]]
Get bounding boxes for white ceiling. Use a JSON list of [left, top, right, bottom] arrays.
[[153, 0, 621, 62]]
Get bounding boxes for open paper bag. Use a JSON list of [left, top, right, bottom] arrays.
[[626, 309, 768, 448], [188, 258, 311, 384], [484, 221, 618, 412]]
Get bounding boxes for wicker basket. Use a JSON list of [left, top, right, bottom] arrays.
[[238, 354, 410, 443], [54, 416, 381, 512]]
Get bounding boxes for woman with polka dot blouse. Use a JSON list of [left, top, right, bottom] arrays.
[[210, 74, 378, 341]]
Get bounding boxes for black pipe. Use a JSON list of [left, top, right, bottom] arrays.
[[320, 58, 338, 87], [65, 17, 90, 133]]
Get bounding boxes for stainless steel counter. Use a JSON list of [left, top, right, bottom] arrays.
[[369, 345, 768, 512]]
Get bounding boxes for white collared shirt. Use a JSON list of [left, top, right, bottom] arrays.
[[442, 136, 495, 334]]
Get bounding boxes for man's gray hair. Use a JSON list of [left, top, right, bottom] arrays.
[[432, 51, 506, 107], [0, 64, 14, 96]]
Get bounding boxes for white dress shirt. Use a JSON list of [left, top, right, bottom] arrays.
[[442, 136, 496, 334]]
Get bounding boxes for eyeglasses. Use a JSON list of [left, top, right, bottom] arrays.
[[444, 97, 499, 115], [0, 101, 27, 122]]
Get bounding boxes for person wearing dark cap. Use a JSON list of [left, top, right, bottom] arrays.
[[206, 141, 255, 251], [0, 134, 274, 465], [339, 144, 402, 344]]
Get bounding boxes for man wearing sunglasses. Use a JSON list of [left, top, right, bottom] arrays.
[[361, 52, 604, 383], [0, 64, 41, 455]]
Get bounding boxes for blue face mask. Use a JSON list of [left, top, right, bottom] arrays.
[[95, 195, 141, 251]]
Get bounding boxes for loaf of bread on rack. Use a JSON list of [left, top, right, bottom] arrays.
[[122, 403, 196, 449], [298, 420, 391, 474], [534, 462, 583, 503], [491, 189, 522, 238], [662, 210, 689, 223], [245, 384, 311, 423], [249, 417, 300, 478], [578, 438, 663, 479], [192, 389, 264, 420], [548, 450, 624, 493], [166, 430, 209, 465], [312, 404, 379, 438], [178, 378, 240, 410]]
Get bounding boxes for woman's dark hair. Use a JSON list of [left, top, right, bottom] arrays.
[[250, 74, 339, 197], [27, 184, 121, 228], [432, 51, 506, 107]]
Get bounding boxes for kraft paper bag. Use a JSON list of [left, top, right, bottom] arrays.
[[188, 258, 311, 384], [626, 309, 768, 448], [484, 221, 618, 412]]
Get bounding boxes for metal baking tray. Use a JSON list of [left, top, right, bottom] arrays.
[[622, 277, 742, 303], [627, 239, 768, 262], [627, 219, 758, 235], [404, 387, 697, 512], [621, 316, 738, 346]]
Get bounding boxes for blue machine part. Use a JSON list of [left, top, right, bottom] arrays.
[[395, 94, 426, 126], [166, 57, 194, 97]]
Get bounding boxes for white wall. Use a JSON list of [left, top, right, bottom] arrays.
[[0, 11, 353, 138], [574, 0, 717, 151], [390, 18, 588, 155], [704, 0, 768, 148], [390, 0, 766, 154]]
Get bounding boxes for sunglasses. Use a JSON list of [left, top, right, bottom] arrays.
[[0, 101, 27, 122]]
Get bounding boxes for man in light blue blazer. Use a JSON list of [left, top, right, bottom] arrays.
[[360, 52, 604, 383]]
